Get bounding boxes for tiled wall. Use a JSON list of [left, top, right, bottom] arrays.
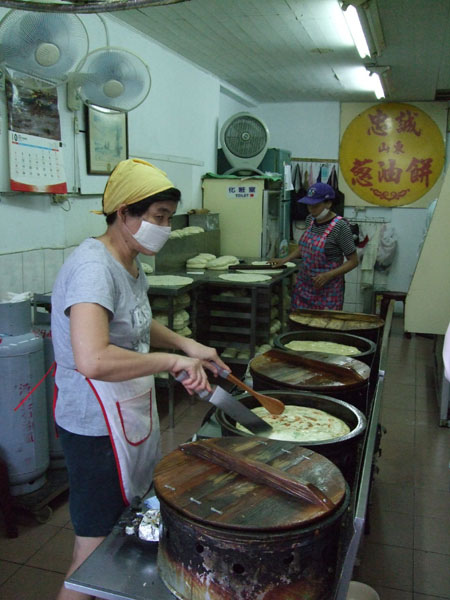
[[1, 245, 395, 316], [0, 247, 76, 297]]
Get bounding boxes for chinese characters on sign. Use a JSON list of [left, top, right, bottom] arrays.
[[226, 185, 257, 199], [340, 103, 444, 207]]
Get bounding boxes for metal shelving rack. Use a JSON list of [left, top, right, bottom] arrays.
[[147, 280, 202, 428], [196, 277, 292, 372]]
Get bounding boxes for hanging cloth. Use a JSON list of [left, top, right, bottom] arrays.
[[327, 165, 345, 217], [317, 165, 322, 182], [308, 163, 315, 187], [292, 162, 302, 193], [290, 163, 309, 233]]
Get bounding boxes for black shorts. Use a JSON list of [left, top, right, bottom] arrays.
[[57, 426, 126, 537]]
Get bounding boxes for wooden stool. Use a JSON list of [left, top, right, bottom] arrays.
[[373, 290, 411, 338]]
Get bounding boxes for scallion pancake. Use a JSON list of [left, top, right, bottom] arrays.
[[236, 405, 350, 442], [284, 340, 359, 356]]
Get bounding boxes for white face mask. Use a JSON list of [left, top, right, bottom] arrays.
[[315, 207, 330, 221], [132, 220, 171, 253]]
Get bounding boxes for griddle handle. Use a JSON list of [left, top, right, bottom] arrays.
[[180, 440, 334, 511]]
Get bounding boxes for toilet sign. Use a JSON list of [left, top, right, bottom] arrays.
[[339, 103, 444, 206], [226, 185, 257, 198]]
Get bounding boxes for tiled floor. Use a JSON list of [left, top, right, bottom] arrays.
[[0, 316, 449, 600]]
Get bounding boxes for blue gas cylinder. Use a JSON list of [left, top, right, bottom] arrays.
[[0, 299, 49, 495]]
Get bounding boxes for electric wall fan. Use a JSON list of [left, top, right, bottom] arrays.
[[67, 47, 151, 112], [219, 112, 270, 175], [0, 11, 89, 88]]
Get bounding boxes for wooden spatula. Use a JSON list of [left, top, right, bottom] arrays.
[[211, 362, 285, 415]]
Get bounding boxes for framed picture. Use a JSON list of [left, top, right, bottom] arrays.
[[86, 105, 128, 175]]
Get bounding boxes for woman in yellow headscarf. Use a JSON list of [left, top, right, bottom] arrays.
[[51, 159, 228, 600]]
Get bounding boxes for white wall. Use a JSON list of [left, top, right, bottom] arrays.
[[0, 12, 224, 295], [258, 101, 341, 159]]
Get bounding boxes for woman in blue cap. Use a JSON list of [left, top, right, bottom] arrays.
[[270, 182, 358, 310]]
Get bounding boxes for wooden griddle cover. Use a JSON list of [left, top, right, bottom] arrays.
[[153, 437, 346, 532], [289, 308, 384, 331], [250, 348, 370, 390]]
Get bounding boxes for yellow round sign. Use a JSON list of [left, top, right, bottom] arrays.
[[340, 103, 445, 206]]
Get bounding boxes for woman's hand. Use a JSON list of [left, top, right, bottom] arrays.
[[266, 258, 286, 267], [170, 355, 213, 395], [312, 271, 334, 289], [172, 339, 229, 394]]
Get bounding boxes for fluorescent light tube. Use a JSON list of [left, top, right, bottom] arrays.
[[370, 72, 385, 99], [343, 4, 371, 58]]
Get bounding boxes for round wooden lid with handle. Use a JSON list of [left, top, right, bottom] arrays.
[[153, 437, 347, 532]]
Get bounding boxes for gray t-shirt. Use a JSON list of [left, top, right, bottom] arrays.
[[51, 238, 151, 436]]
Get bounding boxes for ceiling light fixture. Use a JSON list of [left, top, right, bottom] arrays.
[[341, 0, 385, 59], [366, 65, 390, 99], [369, 72, 385, 99], [342, 3, 370, 58]]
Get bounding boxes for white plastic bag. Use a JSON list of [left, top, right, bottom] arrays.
[[375, 224, 397, 271]]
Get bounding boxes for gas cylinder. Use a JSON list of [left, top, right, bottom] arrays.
[[0, 299, 49, 495], [32, 294, 65, 469]]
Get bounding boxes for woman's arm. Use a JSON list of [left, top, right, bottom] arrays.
[[150, 319, 229, 370], [69, 302, 223, 393], [312, 251, 358, 289]]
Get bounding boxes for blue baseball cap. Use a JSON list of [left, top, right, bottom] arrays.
[[298, 182, 335, 205]]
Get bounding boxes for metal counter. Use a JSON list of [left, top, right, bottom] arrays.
[[66, 302, 393, 600], [66, 526, 175, 600]]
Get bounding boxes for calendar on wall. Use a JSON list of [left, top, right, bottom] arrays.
[[5, 79, 67, 193]]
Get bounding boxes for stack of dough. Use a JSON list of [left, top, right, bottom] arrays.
[[256, 343, 272, 354], [206, 255, 240, 270], [176, 326, 192, 337], [186, 253, 216, 269], [170, 226, 205, 239], [151, 293, 190, 311], [183, 226, 205, 236], [140, 262, 154, 275], [218, 289, 248, 298], [221, 347, 238, 359], [153, 309, 190, 334], [270, 319, 281, 335]]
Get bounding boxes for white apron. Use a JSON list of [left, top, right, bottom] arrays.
[[85, 374, 161, 505]]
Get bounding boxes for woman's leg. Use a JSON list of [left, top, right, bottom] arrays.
[[56, 535, 104, 600]]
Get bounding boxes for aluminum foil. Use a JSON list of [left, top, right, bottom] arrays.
[[138, 508, 161, 542]]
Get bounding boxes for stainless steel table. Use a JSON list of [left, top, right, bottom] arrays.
[[66, 526, 175, 600]]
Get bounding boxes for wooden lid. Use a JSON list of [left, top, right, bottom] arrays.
[[153, 437, 346, 532], [289, 308, 384, 331], [250, 348, 370, 390]]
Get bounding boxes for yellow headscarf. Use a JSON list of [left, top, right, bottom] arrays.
[[93, 158, 175, 215]]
